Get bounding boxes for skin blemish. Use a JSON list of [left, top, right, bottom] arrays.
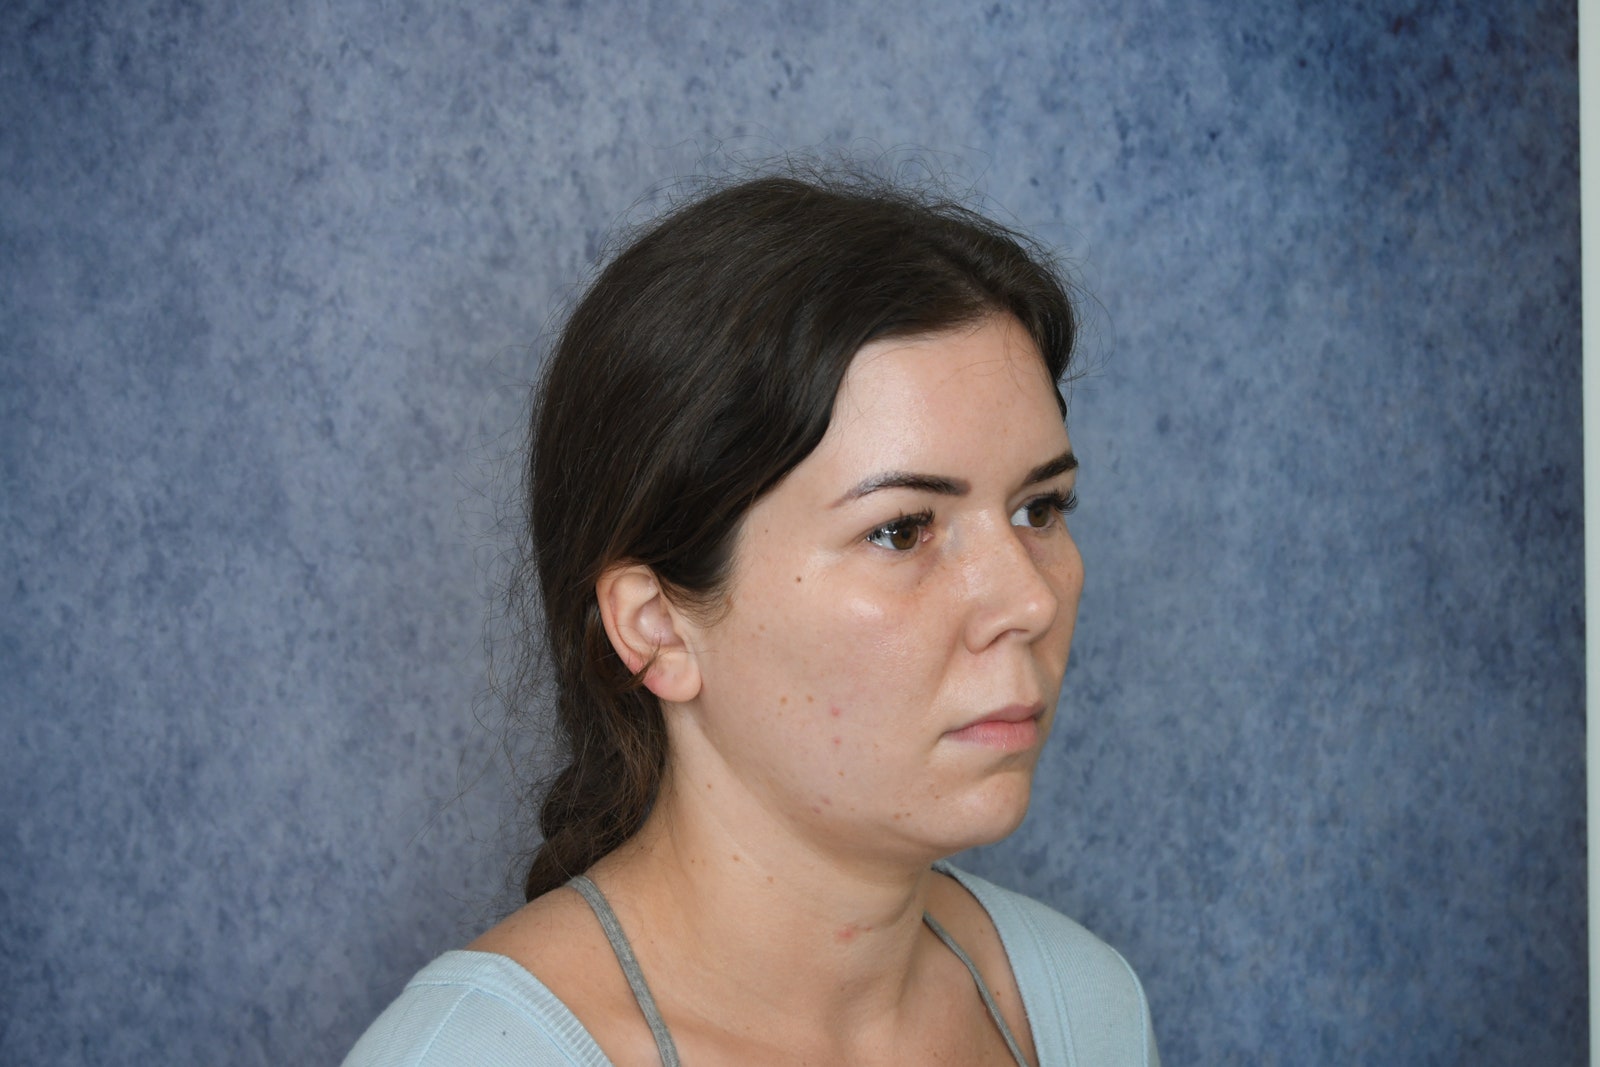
[[795, 575, 802, 583], [829, 706, 841, 717], [831, 736, 842, 746], [806, 695, 815, 704], [835, 923, 870, 943], [779, 696, 788, 705], [731, 854, 741, 863], [821, 797, 832, 806], [811, 805, 822, 814]]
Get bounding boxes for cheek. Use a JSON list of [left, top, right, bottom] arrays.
[[1063, 539, 1086, 607], [820, 577, 967, 711], [1043, 542, 1085, 660], [722, 590, 945, 760], [801, 591, 957, 761], [707, 553, 961, 731], [1054, 553, 1084, 617], [762, 567, 948, 668]]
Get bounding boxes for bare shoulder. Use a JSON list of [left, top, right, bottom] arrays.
[[467, 886, 659, 1065], [467, 885, 612, 1008], [468, 884, 593, 961]]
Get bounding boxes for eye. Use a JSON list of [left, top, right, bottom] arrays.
[[1010, 490, 1077, 530], [865, 512, 933, 551]]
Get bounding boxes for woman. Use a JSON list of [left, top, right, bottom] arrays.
[[345, 172, 1158, 1065]]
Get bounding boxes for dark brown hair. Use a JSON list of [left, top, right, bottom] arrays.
[[514, 170, 1079, 900]]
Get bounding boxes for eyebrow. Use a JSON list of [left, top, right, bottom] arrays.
[[833, 448, 1078, 507], [1024, 449, 1079, 485]]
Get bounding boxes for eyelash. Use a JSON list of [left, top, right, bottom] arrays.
[[1028, 489, 1079, 521], [864, 490, 1078, 552], [865, 509, 935, 552]]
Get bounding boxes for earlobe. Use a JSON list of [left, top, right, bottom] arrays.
[[595, 563, 703, 703]]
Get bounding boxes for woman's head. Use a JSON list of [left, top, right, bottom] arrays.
[[518, 171, 1080, 899]]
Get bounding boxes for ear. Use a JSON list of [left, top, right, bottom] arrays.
[[595, 563, 703, 704]]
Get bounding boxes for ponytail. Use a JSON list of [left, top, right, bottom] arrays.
[[520, 609, 670, 901]]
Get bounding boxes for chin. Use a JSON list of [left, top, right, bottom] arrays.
[[935, 772, 1037, 854]]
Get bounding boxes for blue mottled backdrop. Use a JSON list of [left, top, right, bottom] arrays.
[[0, 1, 1581, 1063]]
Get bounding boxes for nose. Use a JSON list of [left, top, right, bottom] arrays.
[[961, 518, 1076, 653]]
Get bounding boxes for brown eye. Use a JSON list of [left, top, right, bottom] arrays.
[[1011, 492, 1076, 531], [1010, 500, 1053, 529], [866, 515, 929, 551]]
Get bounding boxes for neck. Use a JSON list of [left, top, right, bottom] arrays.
[[591, 765, 948, 1035]]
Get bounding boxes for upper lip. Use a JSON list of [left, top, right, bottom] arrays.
[[954, 702, 1046, 729]]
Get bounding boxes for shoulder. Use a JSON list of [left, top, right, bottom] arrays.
[[340, 950, 611, 1067], [936, 863, 1160, 1067]]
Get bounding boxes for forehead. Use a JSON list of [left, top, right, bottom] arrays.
[[818, 315, 1067, 473]]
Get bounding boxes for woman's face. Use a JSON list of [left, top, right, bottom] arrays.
[[674, 313, 1083, 863]]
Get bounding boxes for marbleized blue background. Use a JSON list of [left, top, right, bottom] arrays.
[[0, 1, 1582, 1063]]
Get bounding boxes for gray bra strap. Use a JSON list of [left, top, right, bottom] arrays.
[[567, 875, 682, 1067], [922, 912, 1031, 1067]]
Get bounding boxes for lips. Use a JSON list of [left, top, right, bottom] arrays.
[[944, 703, 1046, 750]]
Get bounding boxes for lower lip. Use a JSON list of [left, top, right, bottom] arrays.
[[945, 717, 1041, 750]]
